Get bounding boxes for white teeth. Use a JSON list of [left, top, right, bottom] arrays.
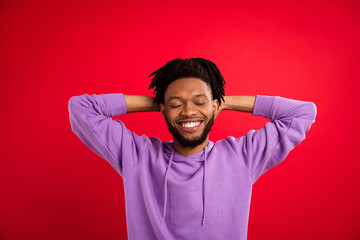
[[181, 121, 201, 128]]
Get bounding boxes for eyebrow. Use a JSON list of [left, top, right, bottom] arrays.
[[168, 96, 181, 101], [168, 94, 207, 101]]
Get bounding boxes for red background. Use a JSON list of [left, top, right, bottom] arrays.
[[1, 0, 359, 239]]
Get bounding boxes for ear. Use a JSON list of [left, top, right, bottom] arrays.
[[212, 99, 221, 119], [159, 103, 167, 120], [212, 99, 219, 112]]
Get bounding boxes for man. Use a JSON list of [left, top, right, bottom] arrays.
[[68, 58, 317, 240]]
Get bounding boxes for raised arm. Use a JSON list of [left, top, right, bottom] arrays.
[[68, 93, 156, 177], [222, 94, 317, 184]]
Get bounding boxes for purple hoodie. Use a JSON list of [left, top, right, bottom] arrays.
[[68, 93, 317, 240]]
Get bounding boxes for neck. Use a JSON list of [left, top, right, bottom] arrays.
[[172, 136, 209, 157]]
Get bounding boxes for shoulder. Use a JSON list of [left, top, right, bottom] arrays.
[[212, 136, 246, 152], [215, 136, 245, 145], [139, 135, 168, 154], [148, 136, 163, 146]]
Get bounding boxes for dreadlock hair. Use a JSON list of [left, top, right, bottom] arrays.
[[148, 58, 226, 109]]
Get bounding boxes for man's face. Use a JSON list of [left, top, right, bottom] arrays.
[[159, 77, 219, 149]]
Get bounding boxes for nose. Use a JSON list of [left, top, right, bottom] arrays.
[[181, 102, 197, 116]]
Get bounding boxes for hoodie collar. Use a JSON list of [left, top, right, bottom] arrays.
[[163, 141, 214, 161]]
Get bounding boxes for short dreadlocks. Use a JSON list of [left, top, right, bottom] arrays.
[[148, 58, 226, 108]]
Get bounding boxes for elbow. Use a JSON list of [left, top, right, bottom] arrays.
[[68, 95, 81, 108], [299, 102, 317, 133], [296, 101, 317, 121], [68, 96, 85, 127], [308, 102, 317, 121], [68, 96, 79, 116], [68, 97, 79, 130], [68, 95, 89, 113]]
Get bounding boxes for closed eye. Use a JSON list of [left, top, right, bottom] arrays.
[[171, 105, 181, 108]]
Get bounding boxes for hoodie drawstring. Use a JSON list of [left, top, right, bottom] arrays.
[[163, 146, 208, 226], [163, 147, 175, 220], [202, 148, 207, 225]]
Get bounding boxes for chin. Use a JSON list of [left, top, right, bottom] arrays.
[[166, 115, 214, 149], [174, 132, 208, 149]]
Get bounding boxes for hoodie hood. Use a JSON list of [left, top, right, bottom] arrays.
[[162, 140, 214, 226]]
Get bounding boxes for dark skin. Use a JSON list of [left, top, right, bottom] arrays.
[[159, 77, 219, 156], [124, 77, 256, 157]]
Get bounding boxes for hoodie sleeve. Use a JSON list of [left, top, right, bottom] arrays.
[[237, 95, 317, 184], [68, 93, 147, 177]]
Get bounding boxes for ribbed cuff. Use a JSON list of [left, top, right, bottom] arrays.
[[102, 93, 127, 117], [252, 95, 275, 120]]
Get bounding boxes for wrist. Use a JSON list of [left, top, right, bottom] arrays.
[[221, 95, 256, 113]]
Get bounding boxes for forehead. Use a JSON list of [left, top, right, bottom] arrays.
[[164, 77, 212, 100]]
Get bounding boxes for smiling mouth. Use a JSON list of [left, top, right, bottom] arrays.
[[180, 121, 201, 127], [176, 120, 203, 132]]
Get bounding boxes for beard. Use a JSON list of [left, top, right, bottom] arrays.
[[165, 114, 215, 149]]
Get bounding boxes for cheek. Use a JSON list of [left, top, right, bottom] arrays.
[[165, 110, 178, 122], [201, 107, 214, 117]]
